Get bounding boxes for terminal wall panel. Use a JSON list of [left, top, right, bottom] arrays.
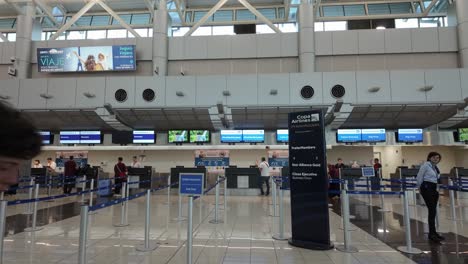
[[184, 36, 208, 60], [168, 37, 184, 60], [231, 34, 257, 58], [76, 77, 106, 108], [135, 77, 166, 107], [105, 76, 136, 108], [461, 69, 468, 100], [206, 36, 231, 59], [315, 32, 333, 55], [0, 43, 3, 64], [226, 75, 258, 106], [257, 34, 281, 58], [358, 30, 385, 54], [332, 31, 358, 55], [412, 28, 439, 53], [0, 79, 19, 106], [196, 75, 226, 106], [18, 79, 47, 109], [356, 71, 391, 103], [46, 78, 77, 109], [425, 69, 462, 103], [112, 38, 136, 46], [289, 72, 323, 105], [1, 42, 15, 64], [281, 33, 298, 57], [136, 38, 153, 60], [384, 29, 412, 53], [258, 58, 282, 74], [390, 70, 426, 103], [166, 76, 196, 107], [438, 27, 458, 52], [258, 74, 290, 106], [323, 71, 357, 104]]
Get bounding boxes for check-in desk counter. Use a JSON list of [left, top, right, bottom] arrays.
[[453, 167, 468, 199], [225, 167, 260, 195], [170, 167, 207, 189], [127, 166, 152, 190]]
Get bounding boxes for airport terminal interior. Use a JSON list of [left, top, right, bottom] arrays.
[[2, 0, 468, 263]]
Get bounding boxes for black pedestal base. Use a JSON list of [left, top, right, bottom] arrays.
[[288, 238, 334, 251]]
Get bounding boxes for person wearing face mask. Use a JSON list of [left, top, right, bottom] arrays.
[[0, 102, 42, 192], [416, 152, 444, 243]]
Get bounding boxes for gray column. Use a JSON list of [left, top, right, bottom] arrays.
[[15, 3, 35, 79], [298, 2, 315, 72], [153, 0, 169, 76], [457, 0, 468, 67]]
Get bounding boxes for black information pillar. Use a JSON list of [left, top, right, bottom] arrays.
[[288, 110, 333, 250]]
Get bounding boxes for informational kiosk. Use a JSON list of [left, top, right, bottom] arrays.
[[288, 110, 333, 250]]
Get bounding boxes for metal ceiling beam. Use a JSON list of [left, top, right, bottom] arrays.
[[174, 0, 186, 24], [3, 0, 23, 15], [238, 0, 281, 33], [33, 0, 61, 27], [184, 0, 228, 36], [284, 0, 290, 22], [0, 33, 9, 42], [143, 0, 155, 20], [423, 0, 438, 16], [96, 0, 142, 38], [50, 0, 98, 40]]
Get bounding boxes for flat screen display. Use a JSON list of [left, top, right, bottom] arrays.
[[276, 129, 289, 143], [133, 130, 155, 144], [458, 128, 468, 141], [79, 131, 101, 144], [168, 130, 188, 143], [361, 129, 386, 142], [398, 129, 423, 142], [336, 129, 362, 143], [220, 130, 243, 143], [40, 131, 51, 145], [60, 131, 80, 144], [112, 131, 133, 144], [189, 130, 210, 143], [242, 130, 265, 143], [37, 45, 136, 72]]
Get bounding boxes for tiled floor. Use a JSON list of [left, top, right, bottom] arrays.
[[3, 191, 418, 264]]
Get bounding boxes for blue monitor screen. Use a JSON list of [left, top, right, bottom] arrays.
[[337, 129, 362, 143], [276, 129, 288, 143], [242, 130, 265, 143], [133, 131, 155, 144], [80, 131, 101, 144], [220, 130, 243, 143], [361, 129, 386, 142], [40, 131, 51, 145], [362, 167, 375, 177], [398, 129, 423, 142], [60, 131, 80, 144], [168, 130, 188, 143], [37, 45, 136, 73]]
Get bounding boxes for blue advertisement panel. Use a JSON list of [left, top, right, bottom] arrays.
[[194, 150, 230, 167], [133, 131, 155, 144], [361, 129, 386, 142], [398, 129, 423, 142], [220, 130, 242, 143], [37, 45, 136, 72], [337, 129, 361, 143], [242, 129, 265, 143], [179, 173, 204, 196], [55, 151, 88, 168]]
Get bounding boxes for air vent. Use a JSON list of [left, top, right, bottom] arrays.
[[115, 89, 128, 102], [300, 85, 314, 99], [331, 85, 345, 98], [142, 88, 155, 102]]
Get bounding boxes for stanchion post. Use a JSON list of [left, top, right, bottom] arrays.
[[80, 176, 87, 203], [24, 178, 35, 215], [166, 176, 171, 205], [114, 183, 129, 227], [397, 191, 422, 254], [448, 179, 461, 221], [224, 176, 228, 210], [270, 178, 278, 217], [378, 181, 390, 213], [88, 179, 97, 215], [187, 196, 194, 264], [24, 184, 43, 232], [136, 189, 158, 252], [272, 186, 288, 240], [0, 200, 7, 264], [173, 193, 186, 222], [337, 189, 358, 253], [78, 205, 89, 264], [209, 179, 223, 224]]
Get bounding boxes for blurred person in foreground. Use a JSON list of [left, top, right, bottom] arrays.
[[0, 102, 42, 192]]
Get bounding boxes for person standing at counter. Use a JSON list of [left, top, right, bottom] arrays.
[[131, 156, 142, 168], [32, 160, 43, 168], [114, 157, 128, 196], [335, 158, 346, 170], [64, 156, 78, 194], [258, 157, 270, 196], [373, 158, 382, 177], [416, 152, 444, 243]]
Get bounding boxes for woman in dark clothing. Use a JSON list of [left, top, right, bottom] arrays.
[[328, 164, 340, 200], [114, 157, 127, 195], [64, 156, 77, 194]]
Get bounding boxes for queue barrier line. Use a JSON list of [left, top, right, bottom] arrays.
[[193, 177, 226, 201]]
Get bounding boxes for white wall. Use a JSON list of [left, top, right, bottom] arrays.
[[373, 146, 402, 178], [400, 146, 457, 174], [326, 146, 374, 167], [454, 149, 468, 168]]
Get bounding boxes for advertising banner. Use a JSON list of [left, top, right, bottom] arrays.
[[194, 150, 230, 167], [268, 150, 289, 167], [55, 151, 88, 168], [288, 110, 333, 250], [37, 45, 136, 72]]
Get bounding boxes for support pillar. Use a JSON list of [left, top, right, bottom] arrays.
[[153, 0, 169, 76], [298, 1, 315, 72], [456, 0, 468, 67], [15, 3, 35, 79]]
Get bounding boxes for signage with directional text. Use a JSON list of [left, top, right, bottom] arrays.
[[179, 173, 204, 196]]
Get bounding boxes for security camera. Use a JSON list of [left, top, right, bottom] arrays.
[[9, 56, 16, 63], [7, 67, 16, 76]]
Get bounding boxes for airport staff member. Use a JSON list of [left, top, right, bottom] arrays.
[[416, 152, 444, 243], [0, 101, 42, 191], [131, 156, 142, 168], [32, 160, 43, 168], [258, 157, 270, 196], [46, 157, 57, 171], [64, 156, 78, 194]]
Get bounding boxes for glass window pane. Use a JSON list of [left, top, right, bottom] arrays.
[[289, 7, 298, 21], [91, 15, 110, 26], [107, 29, 127, 38], [324, 21, 347, 31], [0, 18, 16, 29], [192, 26, 212, 36], [237, 10, 255, 21], [87, 30, 107, 39], [368, 4, 390, 15], [41, 17, 55, 28], [257, 24, 275, 34], [323, 6, 344, 17], [420, 17, 439, 28], [128, 28, 149, 38], [315, 22, 324, 32], [148, 29, 153, 37], [172, 27, 189, 37], [278, 8, 285, 19], [41, 32, 47, 40], [131, 13, 151, 24], [389, 3, 412, 14], [169, 12, 182, 25], [213, 10, 233, 22], [258, 8, 276, 20], [112, 14, 131, 25], [66, 31, 86, 40], [212, 26, 234, 35], [56, 33, 65, 40], [75, 16, 92, 26], [395, 18, 418, 28], [185, 12, 193, 22], [194, 11, 213, 22], [344, 5, 365, 16], [278, 23, 298, 33]]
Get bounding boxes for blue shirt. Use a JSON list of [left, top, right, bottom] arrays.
[[416, 161, 439, 187]]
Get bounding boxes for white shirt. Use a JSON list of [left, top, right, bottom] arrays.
[[131, 161, 142, 168], [259, 161, 270, 177], [32, 164, 43, 168], [47, 161, 57, 170]]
